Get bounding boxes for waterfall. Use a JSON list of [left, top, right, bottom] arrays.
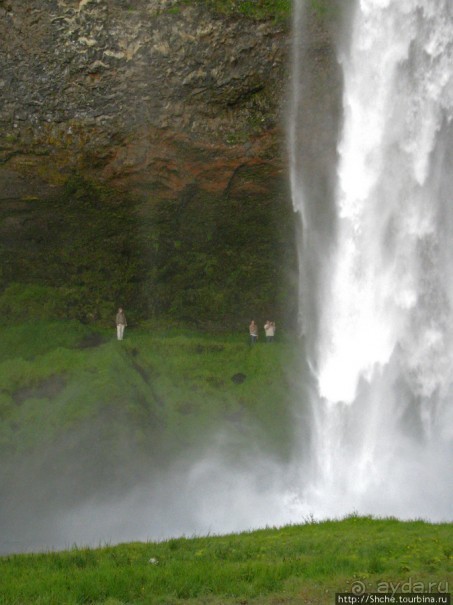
[[289, 0, 453, 520]]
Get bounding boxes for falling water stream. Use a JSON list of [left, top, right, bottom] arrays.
[[289, 0, 453, 519], [2, 0, 452, 557]]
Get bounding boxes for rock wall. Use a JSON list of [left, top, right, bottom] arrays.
[[0, 0, 287, 194], [0, 0, 339, 329]]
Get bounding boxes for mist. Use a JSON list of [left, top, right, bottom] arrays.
[[0, 426, 303, 554], [1, 0, 452, 557]]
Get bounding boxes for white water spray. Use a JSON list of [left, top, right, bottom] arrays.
[[290, 0, 453, 519]]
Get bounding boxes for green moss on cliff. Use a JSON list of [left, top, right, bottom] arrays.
[[143, 168, 296, 330], [179, 0, 339, 21], [181, 0, 291, 21], [0, 176, 148, 325], [0, 173, 296, 330]]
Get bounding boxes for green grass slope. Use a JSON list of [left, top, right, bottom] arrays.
[[0, 320, 297, 552], [0, 517, 451, 605], [0, 320, 295, 463]]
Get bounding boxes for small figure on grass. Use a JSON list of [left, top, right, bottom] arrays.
[[116, 307, 127, 341], [249, 320, 258, 345], [264, 320, 276, 343]]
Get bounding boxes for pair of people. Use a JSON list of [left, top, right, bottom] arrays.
[[249, 320, 276, 344]]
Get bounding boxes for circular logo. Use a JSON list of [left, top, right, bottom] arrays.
[[351, 581, 366, 595]]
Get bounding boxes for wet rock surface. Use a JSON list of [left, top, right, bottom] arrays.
[[0, 0, 288, 198], [0, 1, 339, 327]]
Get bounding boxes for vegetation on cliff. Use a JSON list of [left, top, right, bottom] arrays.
[[185, 0, 291, 21], [180, 0, 338, 21], [0, 175, 296, 329]]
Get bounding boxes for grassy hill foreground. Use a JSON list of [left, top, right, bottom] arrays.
[[0, 322, 451, 604], [0, 516, 452, 605]]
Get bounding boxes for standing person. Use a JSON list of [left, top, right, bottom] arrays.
[[249, 320, 258, 345], [264, 320, 275, 343], [116, 307, 127, 341]]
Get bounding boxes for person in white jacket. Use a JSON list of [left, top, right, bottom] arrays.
[[264, 320, 275, 343], [115, 307, 127, 341]]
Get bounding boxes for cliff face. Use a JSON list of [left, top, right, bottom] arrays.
[[0, 0, 338, 328], [0, 0, 287, 195]]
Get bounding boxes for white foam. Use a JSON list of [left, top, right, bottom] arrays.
[[289, 0, 453, 519]]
